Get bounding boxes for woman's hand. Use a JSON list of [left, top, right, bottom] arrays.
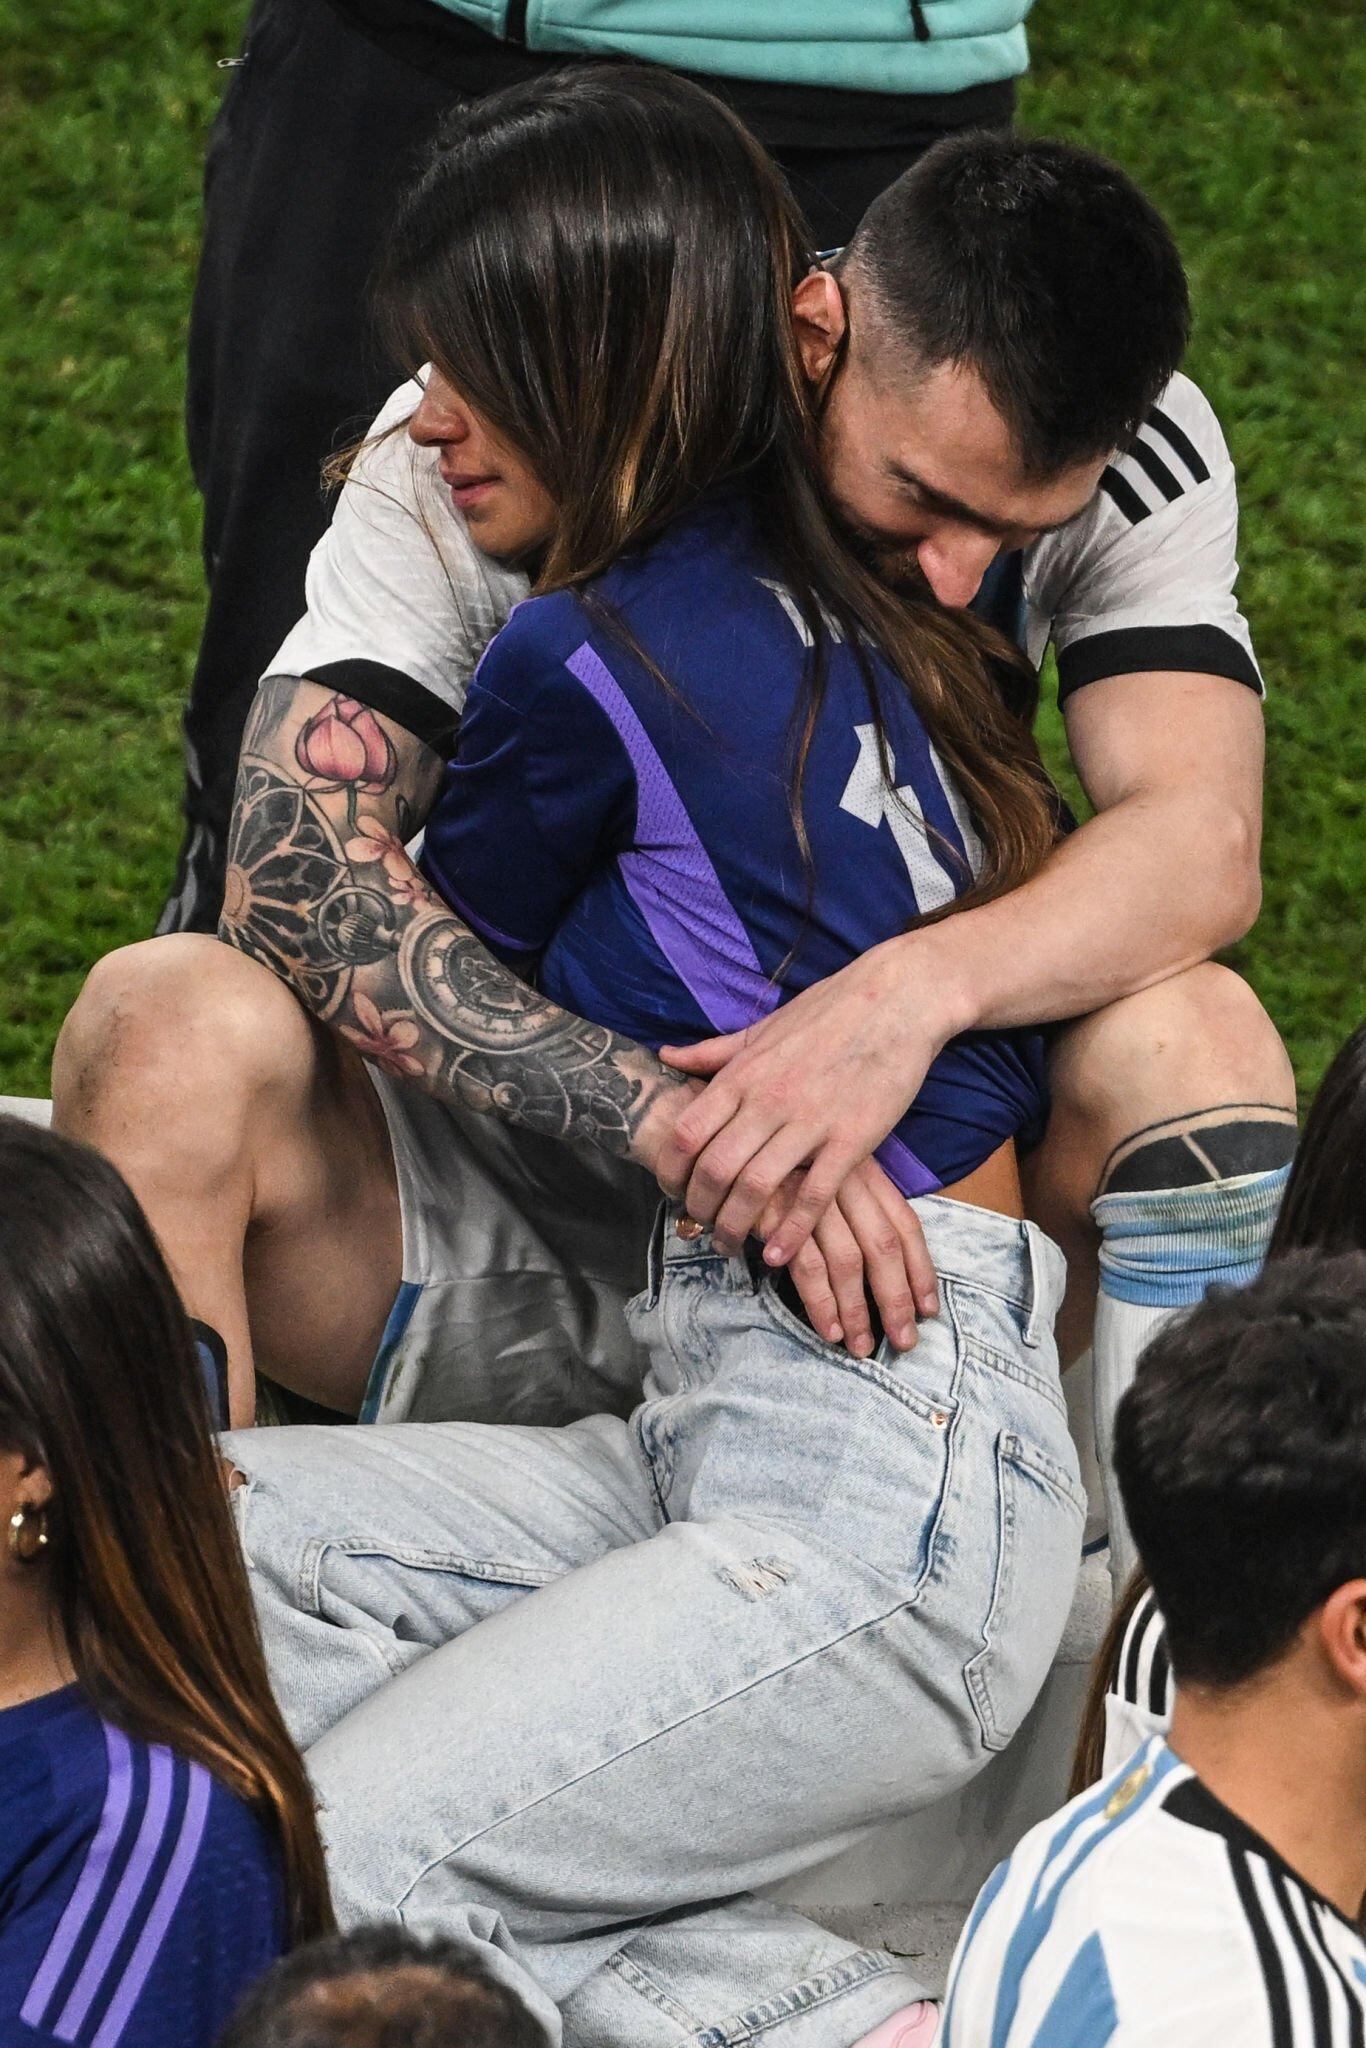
[[758, 1157, 939, 1358]]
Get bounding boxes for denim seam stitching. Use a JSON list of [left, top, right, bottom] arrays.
[[302, 1538, 409, 1680], [318, 1545, 559, 1590], [692, 1946, 899, 2045], [755, 1279, 965, 1427], [603, 1948, 699, 2028], [962, 1337, 1068, 1417]]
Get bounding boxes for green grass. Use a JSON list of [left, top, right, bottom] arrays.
[[1, 0, 1362, 1098]]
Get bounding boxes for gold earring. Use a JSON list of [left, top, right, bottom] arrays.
[[8, 1505, 49, 1563]]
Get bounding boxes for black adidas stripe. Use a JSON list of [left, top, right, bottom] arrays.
[[1147, 405, 1212, 484], [1229, 1847, 1296, 2048], [1302, 1890, 1366, 2048], [1099, 466, 1152, 524], [1117, 1589, 1162, 1707], [1126, 435, 1186, 504], [1270, 1863, 1336, 2046], [1146, 1629, 1171, 1718]]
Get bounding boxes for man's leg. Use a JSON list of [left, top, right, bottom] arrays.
[[52, 935, 402, 1422], [1023, 963, 1297, 1584]]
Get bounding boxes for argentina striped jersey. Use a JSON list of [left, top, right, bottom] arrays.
[[0, 1685, 284, 2048], [421, 490, 1051, 1196], [941, 1737, 1366, 2047]]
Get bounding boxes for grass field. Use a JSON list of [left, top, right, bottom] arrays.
[[1, 1, 1362, 1098]]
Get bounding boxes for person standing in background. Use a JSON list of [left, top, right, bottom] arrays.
[[163, 0, 1032, 932]]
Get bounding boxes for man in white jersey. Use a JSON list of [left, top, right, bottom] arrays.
[[55, 121, 1295, 1468], [943, 1251, 1366, 2047]]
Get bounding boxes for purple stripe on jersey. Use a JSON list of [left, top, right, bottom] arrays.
[[875, 1132, 941, 1198], [22, 1724, 134, 2029], [564, 643, 780, 1036], [90, 1765, 212, 2048], [55, 1744, 175, 2039]]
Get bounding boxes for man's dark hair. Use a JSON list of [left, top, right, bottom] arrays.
[[218, 1926, 543, 2048], [1115, 1251, 1366, 1690], [846, 130, 1190, 476]]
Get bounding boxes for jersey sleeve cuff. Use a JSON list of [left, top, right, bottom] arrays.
[[285, 659, 462, 754], [1056, 626, 1264, 705]]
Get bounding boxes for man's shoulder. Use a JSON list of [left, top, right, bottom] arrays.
[[1028, 370, 1234, 576]]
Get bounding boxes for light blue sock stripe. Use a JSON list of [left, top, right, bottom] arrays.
[[1092, 1165, 1290, 1309]]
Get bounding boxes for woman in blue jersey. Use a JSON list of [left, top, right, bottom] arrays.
[[224, 70, 1087, 2046], [0, 1116, 331, 2048]]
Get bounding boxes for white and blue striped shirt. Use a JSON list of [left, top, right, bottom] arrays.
[[941, 1738, 1366, 2046]]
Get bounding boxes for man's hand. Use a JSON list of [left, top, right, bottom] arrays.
[[658, 934, 969, 1268], [660, 673, 1265, 1267]]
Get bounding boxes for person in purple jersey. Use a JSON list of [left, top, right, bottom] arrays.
[[420, 491, 1052, 1201], [0, 1117, 332, 2048], [218, 78, 1085, 2047]]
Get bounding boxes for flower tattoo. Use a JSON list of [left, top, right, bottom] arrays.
[[348, 991, 426, 1078], [296, 696, 396, 825]]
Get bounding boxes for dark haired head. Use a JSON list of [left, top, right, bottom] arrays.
[[1115, 1250, 1366, 1689], [1268, 1022, 1366, 1260], [846, 131, 1190, 476], [0, 1115, 331, 1943], [218, 1926, 543, 2048], [376, 64, 1060, 913]]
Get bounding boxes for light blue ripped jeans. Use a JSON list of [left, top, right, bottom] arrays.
[[225, 1195, 1085, 2048]]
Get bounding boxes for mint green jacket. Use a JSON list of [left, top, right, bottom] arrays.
[[436, 2, 1033, 97]]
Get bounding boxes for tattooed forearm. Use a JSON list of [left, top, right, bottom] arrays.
[[220, 678, 690, 1163]]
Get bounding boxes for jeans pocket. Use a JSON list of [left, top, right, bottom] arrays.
[[964, 1431, 1086, 1752], [311, 1538, 556, 1666]]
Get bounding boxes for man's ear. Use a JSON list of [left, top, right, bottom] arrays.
[[1318, 1581, 1366, 1696], [792, 270, 849, 386]]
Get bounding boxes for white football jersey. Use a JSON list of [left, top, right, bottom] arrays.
[[942, 1737, 1366, 2047], [1102, 1584, 1176, 1777], [265, 370, 1262, 751]]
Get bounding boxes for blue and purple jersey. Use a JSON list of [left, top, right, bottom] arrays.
[[0, 1686, 285, 2048], [422, 492, 1049, 1195]]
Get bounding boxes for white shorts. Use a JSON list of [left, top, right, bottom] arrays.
[[360, 1066, 659, 1425]]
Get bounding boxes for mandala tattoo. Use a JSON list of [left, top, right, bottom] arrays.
[[220, 767, 354, 1018]]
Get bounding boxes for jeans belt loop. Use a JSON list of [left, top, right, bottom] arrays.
[[1022, 1222, 1046, 1350]]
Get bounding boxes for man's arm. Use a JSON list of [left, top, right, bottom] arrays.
[[221, 675, 937, 1351], [220, 675, 692, 1169], [658, 671, 1264, 1257]]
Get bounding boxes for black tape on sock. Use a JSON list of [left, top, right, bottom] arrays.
[[1104, 1119, 1297, 1195]]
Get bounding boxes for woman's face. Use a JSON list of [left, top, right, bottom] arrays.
[[408, 367, 557, 564]]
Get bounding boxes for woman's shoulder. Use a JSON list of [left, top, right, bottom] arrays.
[[476, 588, 593, 682], [0, 1696, 284, 2043]]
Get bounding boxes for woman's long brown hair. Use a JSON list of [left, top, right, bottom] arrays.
[[375, 64, 1060, 908], [0, 1116, 332, 1945]]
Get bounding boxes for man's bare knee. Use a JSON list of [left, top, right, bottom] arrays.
[[54, 935, 317, 1141], [1052, 964, 1295, 1136]]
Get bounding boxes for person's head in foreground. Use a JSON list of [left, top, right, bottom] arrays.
[[943, 1250, 1366, 2044], [0, 1115, 330, 2043], [218, 1927, 544, 2048], [1118, 1249, 1366, 1816], [391, 67, 1189, 611]]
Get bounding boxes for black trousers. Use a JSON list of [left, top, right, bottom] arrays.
[[165, 0, 1009, 929]]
